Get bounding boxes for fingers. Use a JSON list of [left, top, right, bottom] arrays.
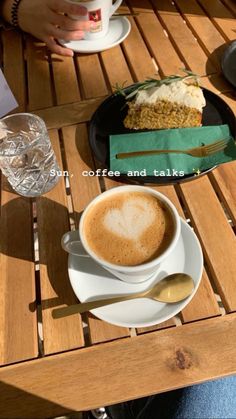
[[50, 12, 91, 31], [50, 0, 88, 16], [43, 1, 92, 57], [46, 37, 74, 57], [51, 25, 84, 41]]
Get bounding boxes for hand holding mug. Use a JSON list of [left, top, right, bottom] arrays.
[[67, 0, 123, 40], [2, 0, 92, 56]]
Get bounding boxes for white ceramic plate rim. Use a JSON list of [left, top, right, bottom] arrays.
[[59, 17, 131, 53], [68, 218, 203, 328]]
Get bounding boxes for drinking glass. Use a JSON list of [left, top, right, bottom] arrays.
[[0, 113, 60, 197]]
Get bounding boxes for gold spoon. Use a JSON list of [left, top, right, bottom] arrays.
[[52, 273, 194, 319]]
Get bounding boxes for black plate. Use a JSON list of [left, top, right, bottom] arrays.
[[89, 86, 236, 184], [221, 41, 236, 88]]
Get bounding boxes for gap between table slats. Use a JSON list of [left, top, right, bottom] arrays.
[[117, 3, 158, 79], [150, 0, 217, 75], [36, 130, 85, 355], [195, 0, 236, 41], [209, 163, 236, 226], [221, 0, 236, 15], [128, 0, 186, 75], [26, 37, 54, 111], [152, 185, 221, 323], [25, 38, 85, 354], [51, 55, 81, 105], [0, 181, 38, 365], [174, 0, 229, 70]]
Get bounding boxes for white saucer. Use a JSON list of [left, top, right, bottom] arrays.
[[68, 219, 203, 328], [59, 17, 131, 53]]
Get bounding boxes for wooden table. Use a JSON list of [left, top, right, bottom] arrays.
[[1, 1, 236, 418]]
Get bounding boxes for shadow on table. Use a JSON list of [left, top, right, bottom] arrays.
[[0, 192, 85, 312], [205, 43, 236, 97], [0, 381, 77, 419]]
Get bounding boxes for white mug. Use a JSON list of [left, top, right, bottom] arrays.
[[62, 185, 181, 283], [67, 0, 123, 40]]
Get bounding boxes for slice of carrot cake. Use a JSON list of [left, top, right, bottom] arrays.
[[124, 78, 206, 130]]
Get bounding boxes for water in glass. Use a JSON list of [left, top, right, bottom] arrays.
[[0, 113, 60, 197]]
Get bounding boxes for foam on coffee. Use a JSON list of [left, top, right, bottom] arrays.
[[83, 191, 175, 266]]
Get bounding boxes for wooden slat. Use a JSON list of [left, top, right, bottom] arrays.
[[62, 124, 101, 224], [210, 163, 236, 225], [155, 186, 220, 322], [197, 0, 236, 41], [101, 46, 133, 90], [2, 30, 26, 112], [0, 182, 38, 365], [58, 60, 103, 214], [51, 55, 81, 105], [175, 0, 226, 68], [35, 97, 106, 129], [26, 37, 53, 110], [181, 270, 221, 323], [129, 0, 184, 75], [36, 130, 84, 355], [76, 54, 108, 99], [152, 0, 217, 75], [179, 176, 236, 312], [137, 319, 176, 334], [154, 185, 185, 217], [221, 0, 236, 15], [87, 315, 130, 343], [103, 178, 124, 189], [121, 16, 157, 79], [1, 314, 236, 417]]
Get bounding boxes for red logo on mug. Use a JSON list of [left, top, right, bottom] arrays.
[[89, 9, 101, 22], [88, 9, 102, 32]]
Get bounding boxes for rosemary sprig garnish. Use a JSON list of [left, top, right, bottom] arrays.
[[114, 69, 200, 101]]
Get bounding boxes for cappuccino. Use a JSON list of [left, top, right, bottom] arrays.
[[82, 191, 175, 266]]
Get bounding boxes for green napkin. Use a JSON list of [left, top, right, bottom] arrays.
[[109, 125, 236, 177]]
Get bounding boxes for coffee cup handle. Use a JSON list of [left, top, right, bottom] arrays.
[[61, 231, 88, 257], [110, 0, 123, 17]]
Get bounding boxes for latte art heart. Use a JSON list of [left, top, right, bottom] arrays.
[[83, 191, 175, 266], [103, 199, 155, 240]]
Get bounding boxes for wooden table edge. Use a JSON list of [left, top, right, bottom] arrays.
[[0, 313, 236, 416]]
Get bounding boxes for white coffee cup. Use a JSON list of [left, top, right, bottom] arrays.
[[62, 185, 181, 283], [67, 0, 123, 40]]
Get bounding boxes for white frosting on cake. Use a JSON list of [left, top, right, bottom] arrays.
[[134, 80, 206, 112]]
